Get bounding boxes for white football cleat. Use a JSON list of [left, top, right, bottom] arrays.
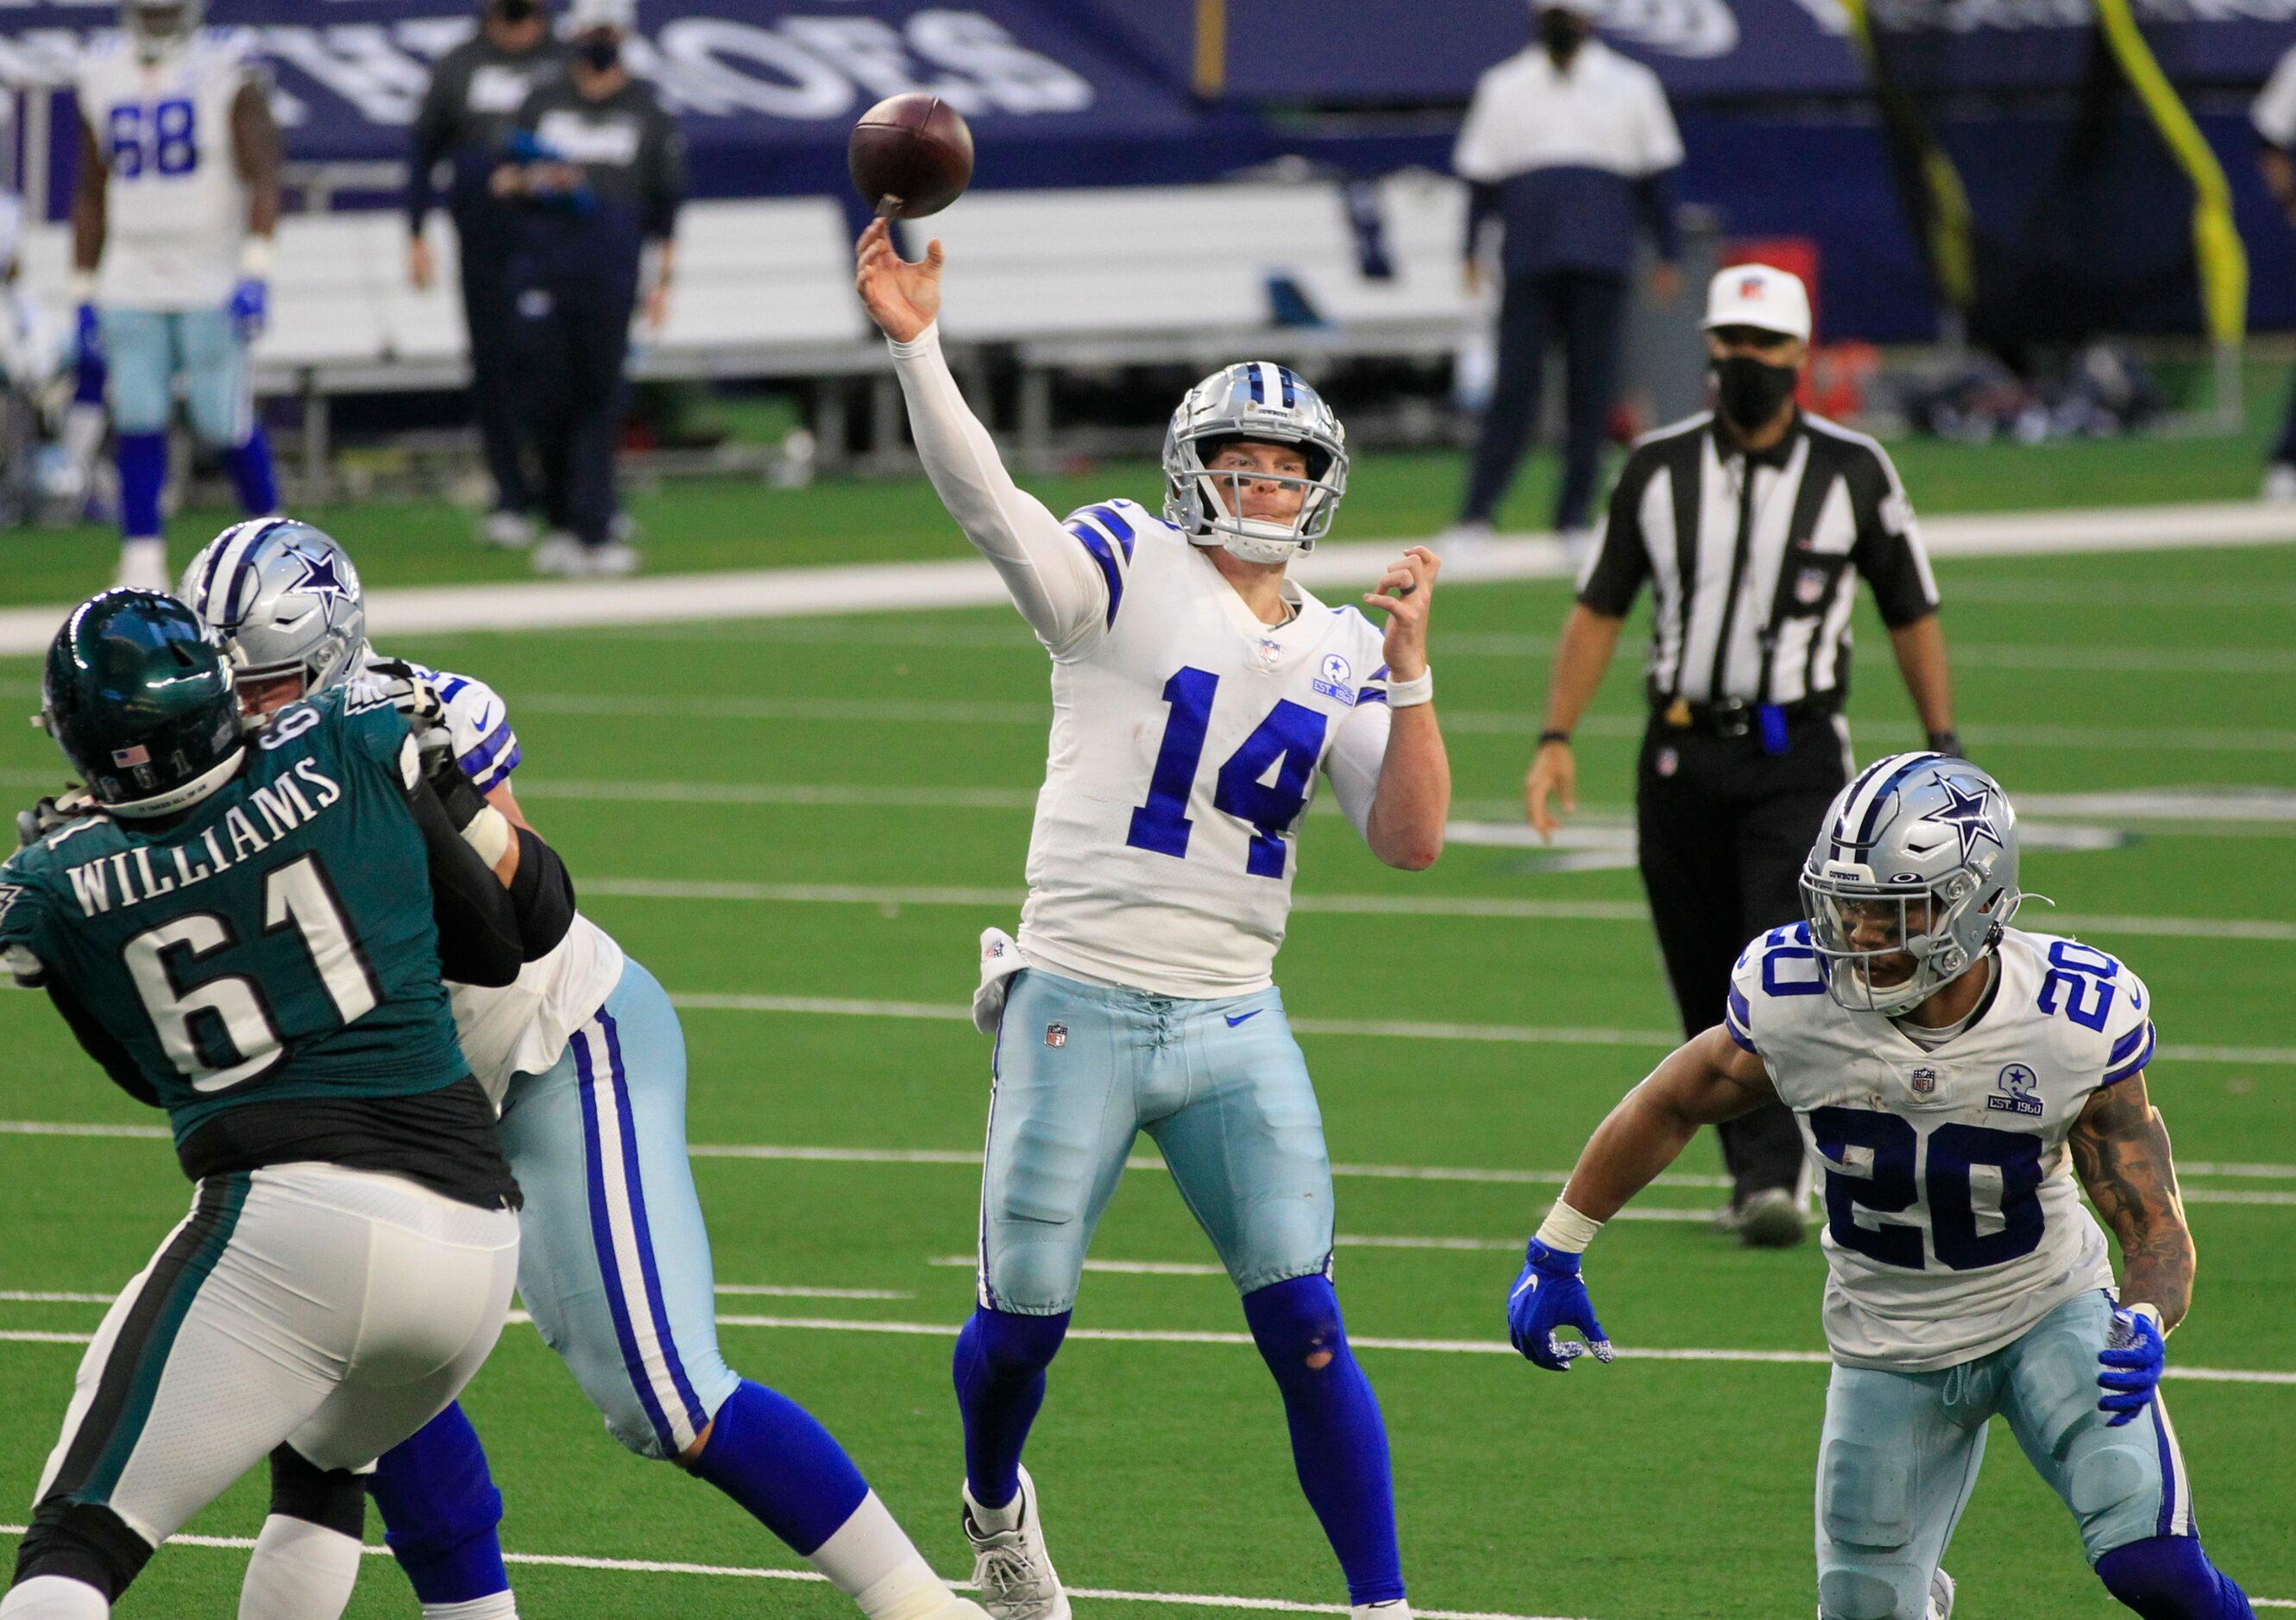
[[1926, 1567, 1955, 1620], [962, 1466, 1069, 1620], [112, 538, 171, 593], [588, 541, 642, 576], [481, 510, 538, 549], [1736, 1186, 1807, 1249], [2261, 463, 2296, 505], [531, 532, 588, 577]]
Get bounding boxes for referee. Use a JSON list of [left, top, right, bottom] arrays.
[[1524, 263, 1959, 1246]]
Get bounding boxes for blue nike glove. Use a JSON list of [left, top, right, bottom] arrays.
[[229, 278, 267, 342], [2098, 1303, 2165, 1426], [75, 302, 103, 360], [1507, 1238, 1614, 1372]]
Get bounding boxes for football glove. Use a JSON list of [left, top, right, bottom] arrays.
[[1507, 1238, 1614, 1372], [2098, 1303, 2165, 1426], [228, 277, 268, 342], [16, 787, 99, 850]]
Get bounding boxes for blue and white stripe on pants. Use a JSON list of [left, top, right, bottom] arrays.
[[499, 957, 739, 1460]]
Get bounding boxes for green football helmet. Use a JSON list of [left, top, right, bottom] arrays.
[[42, 590, 246, 818]]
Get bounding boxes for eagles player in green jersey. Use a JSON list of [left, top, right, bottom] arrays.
[[0, 591, 542, 1620]]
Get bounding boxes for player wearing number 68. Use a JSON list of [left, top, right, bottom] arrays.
[[1507, 753, 2258, 1620], [855, 218, 1449, 1620]]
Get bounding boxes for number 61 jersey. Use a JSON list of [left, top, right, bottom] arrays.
[[1018, 499, 1394, 999], [1727, 924, 2157, 1371]]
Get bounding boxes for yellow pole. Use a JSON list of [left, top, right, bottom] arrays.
[[1194, 0, 1227, 99], [1837, 0, 1975, 311], [2092, 0, 2249, 346]]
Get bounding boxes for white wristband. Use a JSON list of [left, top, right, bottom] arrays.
[[70, 271, 95, 304], [238, 236, 275, 279], [1535, 1198, 1605, 1254], [1383, 668, 1433, 708], [462, 803, 513, 871]]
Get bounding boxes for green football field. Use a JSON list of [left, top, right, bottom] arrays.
[[0, 471, 2288, 1617]]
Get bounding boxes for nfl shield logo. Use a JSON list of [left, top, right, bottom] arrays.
[[1044, 1023, 1068, 1049], [1909, 1064, 1940, 1095], [110, 744, 150, 768], [1795, 566, 1829, 606]]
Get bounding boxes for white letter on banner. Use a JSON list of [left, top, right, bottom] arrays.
[[906, 11, 1092, 115], [656, 18, 854, 120], [778, 17, 984, 113], [259, 24, 431, 124]]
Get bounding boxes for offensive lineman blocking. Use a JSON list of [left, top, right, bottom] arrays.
[[1506, 753, 2255, 1620], [858, 218, 1450, 1620]]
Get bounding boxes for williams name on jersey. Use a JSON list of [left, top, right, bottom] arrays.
[[1728, 924, 2156, 1371]]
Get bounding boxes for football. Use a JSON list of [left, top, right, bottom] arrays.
[[847, 92, 975, 219]]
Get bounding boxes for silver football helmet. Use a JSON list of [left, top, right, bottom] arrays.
[[1800, 752, 2022, 1016], [178, 518, 368, 709], [1162, 361, 1349, 565]]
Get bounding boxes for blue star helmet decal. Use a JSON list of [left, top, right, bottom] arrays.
[[286, 543, 352, 600], [1922, 775, 2003, 863]]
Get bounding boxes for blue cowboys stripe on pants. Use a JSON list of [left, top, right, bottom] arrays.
[[1815, 1289, 2192, 1620], [497, 957, 739, 1460], [978, 968, 1335, 1316]]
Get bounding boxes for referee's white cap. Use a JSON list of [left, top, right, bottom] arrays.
[[1702, 263, 1812, 342]]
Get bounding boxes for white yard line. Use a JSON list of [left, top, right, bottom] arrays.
[[0, 1527, 1586, 1620]]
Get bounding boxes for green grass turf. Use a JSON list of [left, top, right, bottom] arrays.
[[0, 513, 2288, 1615], [4, 354, 2296, 608]]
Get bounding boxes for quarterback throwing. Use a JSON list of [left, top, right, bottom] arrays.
[[857, 217, 1448, 1620], [1507, 753, 2255, 1620]]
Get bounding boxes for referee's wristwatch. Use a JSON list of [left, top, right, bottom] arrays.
[[1927, 728, 1962, 757], [1537, 729, 1571, 749]]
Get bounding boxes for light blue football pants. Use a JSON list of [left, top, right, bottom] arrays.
[[978, 968, 1335, 1315], [497, 958, 741, 1460], [98, 306, 255, 444], [1816, 1290, 2194, 1620]]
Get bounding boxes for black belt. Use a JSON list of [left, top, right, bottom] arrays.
[[1651, 694, 1840, 739]]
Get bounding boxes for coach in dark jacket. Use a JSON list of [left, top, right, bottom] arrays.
[[1523, 264, 1960, 1247], [409, 0, 567, 548], [1450, 0, 1683, 550], [494, 0, 683, 578]]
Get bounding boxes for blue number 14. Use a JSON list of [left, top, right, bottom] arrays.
[[1126, 667, 1328, 876]]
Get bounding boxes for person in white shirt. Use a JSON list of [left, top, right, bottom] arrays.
[[71, 0, 281, 591], [1449, 0, 1683, 550], [856, 217, 1450, 1620]]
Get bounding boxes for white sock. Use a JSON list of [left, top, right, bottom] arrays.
[[0, 1574, 109, 1619], [238, 1513, 362, 1620], [808, 1491, 953, 1620], [421, 1596, 521, 1620]]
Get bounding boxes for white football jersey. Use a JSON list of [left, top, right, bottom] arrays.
[[77, 30, 257, 311], [1017, 499, 1394, 998], [1728, 925, 2154, 1372], [368, 654, 625, 1103]]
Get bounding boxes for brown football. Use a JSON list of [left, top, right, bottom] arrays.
[[848, 92, 975, 219]]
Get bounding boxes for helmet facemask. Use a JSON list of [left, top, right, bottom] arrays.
[[1162, 362, 1349, 566], [124, 0, 203, 60], [1801, 871, 2002, 1017]]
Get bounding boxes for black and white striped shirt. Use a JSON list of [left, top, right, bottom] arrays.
[[1578, 411, 1940, 709]]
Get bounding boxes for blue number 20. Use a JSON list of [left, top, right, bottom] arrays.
[[1810, 1107, 2045, 1272], [1126, 667, 1328, 876]]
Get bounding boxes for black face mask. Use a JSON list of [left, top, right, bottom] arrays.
[[576, 33, 620, 72], [1539, 8, 1589, 63], [1712, 355, 1799, 431]]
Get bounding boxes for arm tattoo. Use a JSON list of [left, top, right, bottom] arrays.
[[2070, 1078, 2194, 1331]]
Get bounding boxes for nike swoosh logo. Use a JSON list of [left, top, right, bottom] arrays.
[[1225, 1010, 1263, 1027]]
